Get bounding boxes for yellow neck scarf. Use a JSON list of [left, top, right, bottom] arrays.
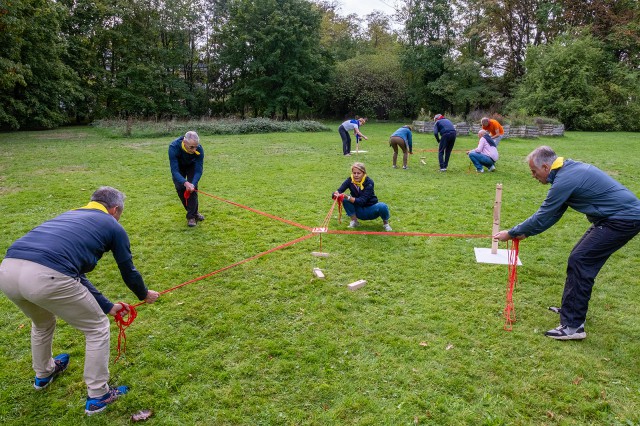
[[182, 140, 201, 155], [77, 201, 108, 213], [550, 157, 564, 170], [351, 173, 367, 190]]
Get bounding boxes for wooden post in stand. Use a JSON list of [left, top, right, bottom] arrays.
[[491, 184, 503, 254]]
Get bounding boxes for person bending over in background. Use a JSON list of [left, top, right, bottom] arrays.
[[0, 186, 160, 415], [467, 130, 499, 173], [481, 117, 504, 146], [168, 130, 205, 227], [338, 118, 368, 156], [494, 146, 640, 340], [333, 162, 392, 231], [433, 114, 457, 172], [389, 125, 413, 169]]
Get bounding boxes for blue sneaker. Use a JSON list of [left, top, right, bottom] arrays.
[[34, 353, 70, 390], [85, 386, 129, 415]]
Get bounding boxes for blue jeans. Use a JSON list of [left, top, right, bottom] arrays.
[[468, 152, 495, 171], [343, 200, 390, 221], [560, 219, 640, 328]]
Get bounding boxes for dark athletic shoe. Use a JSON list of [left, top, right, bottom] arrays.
[[85, 386, 129, 415], [34, 353, 70, 390], [545, 324, 586, 340], [187, 218, 196, 227], [195, 213, 205, 222]]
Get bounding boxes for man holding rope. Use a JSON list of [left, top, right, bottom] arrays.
[[0, 187, 160, 414], [494, 146, 640, 340], [169, 130, 205, 227]]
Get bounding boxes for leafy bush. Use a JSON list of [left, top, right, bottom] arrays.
[[92, 118, 331, 138]]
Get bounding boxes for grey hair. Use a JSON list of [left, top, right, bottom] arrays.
[[526, 146, 558, 168], [478, 129, 487, 137], [91, 186, 126, 210], [184, 131, 200, 144], [481, 117, 489, 126]]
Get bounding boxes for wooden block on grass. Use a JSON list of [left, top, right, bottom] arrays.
[[347, 279, 367, 291], [313, 268, 325, 279], [311, 251, 330, 257]]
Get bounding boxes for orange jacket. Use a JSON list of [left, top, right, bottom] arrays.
[[482, 119, 504, 137]]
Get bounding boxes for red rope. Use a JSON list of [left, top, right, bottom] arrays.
[[183, 189, 190, 206], [328, 230, 490, 238], [503, 239, 519, 331], [196, 189, 311, 231], [113, 304, 137, 362]]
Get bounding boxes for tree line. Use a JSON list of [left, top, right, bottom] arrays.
[[1, 0, 638, 131]]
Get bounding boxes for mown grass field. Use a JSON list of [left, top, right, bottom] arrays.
[[0, 124, 639, 425]]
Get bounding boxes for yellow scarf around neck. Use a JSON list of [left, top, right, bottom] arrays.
[[77, 201, 108, 213], [550, 157, 564, 170], [182, 140, 201, 155], [351, 173, 367, 190]]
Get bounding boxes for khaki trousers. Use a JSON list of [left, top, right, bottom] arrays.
[[0, 258, 110, 397], [389, 136, 408, 167]]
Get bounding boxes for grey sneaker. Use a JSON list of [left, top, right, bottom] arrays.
[[348, 220, 359, 228], [545, 324, 586, 340], [488, 165, 496, 172], [476, 168, 484, 173], [187, 218, 196, 227], [383, 223, 392, 231]]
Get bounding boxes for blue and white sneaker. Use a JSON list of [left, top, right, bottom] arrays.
[[85, 386, 129, 415], [34, 353, 70, 390]]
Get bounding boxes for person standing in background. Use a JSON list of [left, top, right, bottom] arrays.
[[433, 114, 457, 172]]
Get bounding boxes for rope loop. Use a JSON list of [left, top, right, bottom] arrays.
[[113, 303, 138, 362]]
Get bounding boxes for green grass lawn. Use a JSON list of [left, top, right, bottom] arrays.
[[1, 124, 640, 425]]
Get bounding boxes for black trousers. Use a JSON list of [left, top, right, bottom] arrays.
[[560, 219, 640, 327], [173, 163, 199, 219], [339, 125, 351, 155], [438, 132, 456, 169]]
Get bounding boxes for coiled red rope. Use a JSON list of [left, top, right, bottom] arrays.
[[503, 239, 520, 331], [113, 304, 137, 362]]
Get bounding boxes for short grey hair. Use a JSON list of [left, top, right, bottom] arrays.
[[91, 186, 126, 210], [478, 129, 487, 137], [184, 131, 199, 144], [526, 146, 558, 168]]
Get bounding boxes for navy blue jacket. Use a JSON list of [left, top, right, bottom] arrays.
[[433, 118, 456, 143], [5, 207, 148, 313], [336, 176, 379, 207], [509, 159, 640, 237], [168, 136, 205, 186]]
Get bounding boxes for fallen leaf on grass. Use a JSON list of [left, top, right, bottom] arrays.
[[419, 341, 428, 347], [572, 376, 583, 385], [131, 410, 153, 422], [445, 344, 454, 350]]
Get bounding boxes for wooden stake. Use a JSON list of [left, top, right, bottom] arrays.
[[491, 183, 503, 254]]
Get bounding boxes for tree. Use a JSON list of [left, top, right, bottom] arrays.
[[509, 33, 640, 130], [0, 0, 82, 129], [331, 53, 409, 120], [398, 0, 455, 116], [219, 0, 328, 119]]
